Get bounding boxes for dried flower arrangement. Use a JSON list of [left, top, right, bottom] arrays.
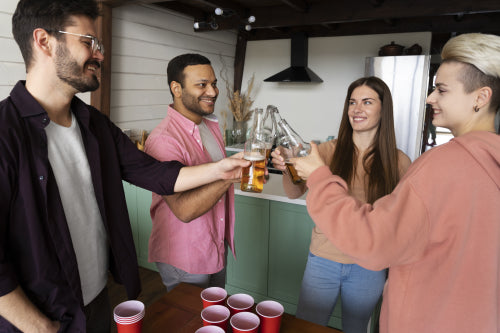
[[219, 58, 255, 123], [226, 74, 255, 122]]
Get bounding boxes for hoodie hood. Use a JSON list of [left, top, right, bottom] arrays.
[[454, 131, 500, 189]]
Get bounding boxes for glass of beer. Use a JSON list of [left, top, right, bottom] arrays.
[[240, 139, 266, 193]]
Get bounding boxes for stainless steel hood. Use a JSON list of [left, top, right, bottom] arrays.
[[264, 32, 323, 83]]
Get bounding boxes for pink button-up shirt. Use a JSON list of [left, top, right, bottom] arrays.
[[144, 105, 235, 274]]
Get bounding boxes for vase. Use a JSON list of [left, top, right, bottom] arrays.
[[232, 120, 247, 144]]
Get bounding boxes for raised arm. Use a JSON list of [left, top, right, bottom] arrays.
[[173, 155, 249, 193], [164, 179, 233, 222]]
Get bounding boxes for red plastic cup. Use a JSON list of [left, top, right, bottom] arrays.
[[201, 287, 227, 308], [195, 325, 226, 333], [201, 305, 230, 330], [226, 293, 254, 316], [113, 300, 145, 333], [230, 311, 260, 333], [256, 300, 284, 333]]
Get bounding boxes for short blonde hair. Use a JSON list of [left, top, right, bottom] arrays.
[[442, 33, 500, 78], [441, 33, 500, 112]]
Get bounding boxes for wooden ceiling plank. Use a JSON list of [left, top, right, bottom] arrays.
[[249, 0, 500, 30], [279, 0, 308, 13], [246, 12, 500, 41]]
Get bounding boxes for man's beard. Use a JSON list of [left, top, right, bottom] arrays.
[[181, 91, 216, 117], [55, 43, 100, 92]]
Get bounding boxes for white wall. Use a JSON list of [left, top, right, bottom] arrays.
[[242, 32, 432, 142], [0, 0, 91, 103], [0, 0, 26, 99], [110, 4, 237, 134]]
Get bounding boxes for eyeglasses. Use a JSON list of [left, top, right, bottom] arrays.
[[57, 30, 104, 55]]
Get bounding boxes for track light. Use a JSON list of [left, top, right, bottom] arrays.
[[195, 8, 256, 32], [214, 7, 234, 17], [193, 18, 218, 30]]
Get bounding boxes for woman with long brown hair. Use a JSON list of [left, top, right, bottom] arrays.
[[271, 76, 411, 332]]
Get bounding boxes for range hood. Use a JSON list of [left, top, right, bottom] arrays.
[[264, 32, 323, 83]]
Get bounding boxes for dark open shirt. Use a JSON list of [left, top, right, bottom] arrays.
[[0, 81, 184, 332]]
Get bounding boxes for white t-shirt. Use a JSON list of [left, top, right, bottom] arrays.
[[199, 119, 226, 205], [199, 119, 224, 162], [44, 112, 108, 306]]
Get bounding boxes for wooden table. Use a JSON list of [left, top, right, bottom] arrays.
[[142, 283, 341, 332]]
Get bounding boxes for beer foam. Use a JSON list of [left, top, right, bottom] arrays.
[[244, 153, 265, 161]]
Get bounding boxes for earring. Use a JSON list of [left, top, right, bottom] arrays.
[[473, 105, 480, 112]]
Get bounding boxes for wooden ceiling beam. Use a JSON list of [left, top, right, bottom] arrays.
[[154, 2, 206, 19], [249, 0, 500, 30], [183, 0, 248, 18], [279, 0, 308, 13], [246, 12, 500, 41]]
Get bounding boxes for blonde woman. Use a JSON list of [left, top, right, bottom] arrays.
[[292, 33, 500, 332]]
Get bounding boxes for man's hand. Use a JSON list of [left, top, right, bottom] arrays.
[[215, 153, 251, 181], [289, 142, 326, 181]]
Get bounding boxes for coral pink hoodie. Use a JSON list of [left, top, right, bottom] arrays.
[[306, 131, 500, 333]]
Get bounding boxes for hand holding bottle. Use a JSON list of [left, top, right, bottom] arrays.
[[289, 142, 325, 181]]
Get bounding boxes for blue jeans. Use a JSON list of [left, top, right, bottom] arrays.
[[296, 252, 386, 333]]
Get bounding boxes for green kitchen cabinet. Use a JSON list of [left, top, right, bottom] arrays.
[[227, 195, 343, 329], [267, 201, 314, 306], [226, 196, 269, 298], [123, 182, 156, 271]]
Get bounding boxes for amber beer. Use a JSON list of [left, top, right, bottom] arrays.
[[241, 153, 266, 193], [285, 162, 304, 184], [265, 147, 272, 161]]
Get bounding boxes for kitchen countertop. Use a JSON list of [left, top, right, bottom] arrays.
[[235, 173, 307, 206]]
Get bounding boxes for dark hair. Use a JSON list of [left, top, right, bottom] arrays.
[[330, 76, 400, 204], [12, 0, 100, 70], [167, 53, 211, 97]]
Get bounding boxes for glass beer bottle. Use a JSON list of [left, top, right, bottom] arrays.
[[276, 119, 310, 184], [252, 108, 274, 161], [240, 137, 266, 193], [240, 110, 268, 193]]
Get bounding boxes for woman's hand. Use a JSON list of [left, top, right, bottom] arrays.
[[289, 142, 325, 181], [270, 148, 287, 172]]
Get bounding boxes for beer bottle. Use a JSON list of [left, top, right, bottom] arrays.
[[276, 119, 310, 184], [240, 110, 268, 193]]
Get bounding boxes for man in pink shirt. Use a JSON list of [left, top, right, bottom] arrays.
[[144, 54, 236, 291]]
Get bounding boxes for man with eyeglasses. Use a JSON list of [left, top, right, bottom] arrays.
[[0, 0, 249, 332]]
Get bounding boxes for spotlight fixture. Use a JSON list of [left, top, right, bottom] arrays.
[[193, 16, 219, 30], [193, 21, 203, 29], [214, 7, 235, 17], [195, 8, 256, 32]]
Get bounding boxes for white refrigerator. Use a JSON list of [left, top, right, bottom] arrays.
[[365, 55, 431, 161]]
